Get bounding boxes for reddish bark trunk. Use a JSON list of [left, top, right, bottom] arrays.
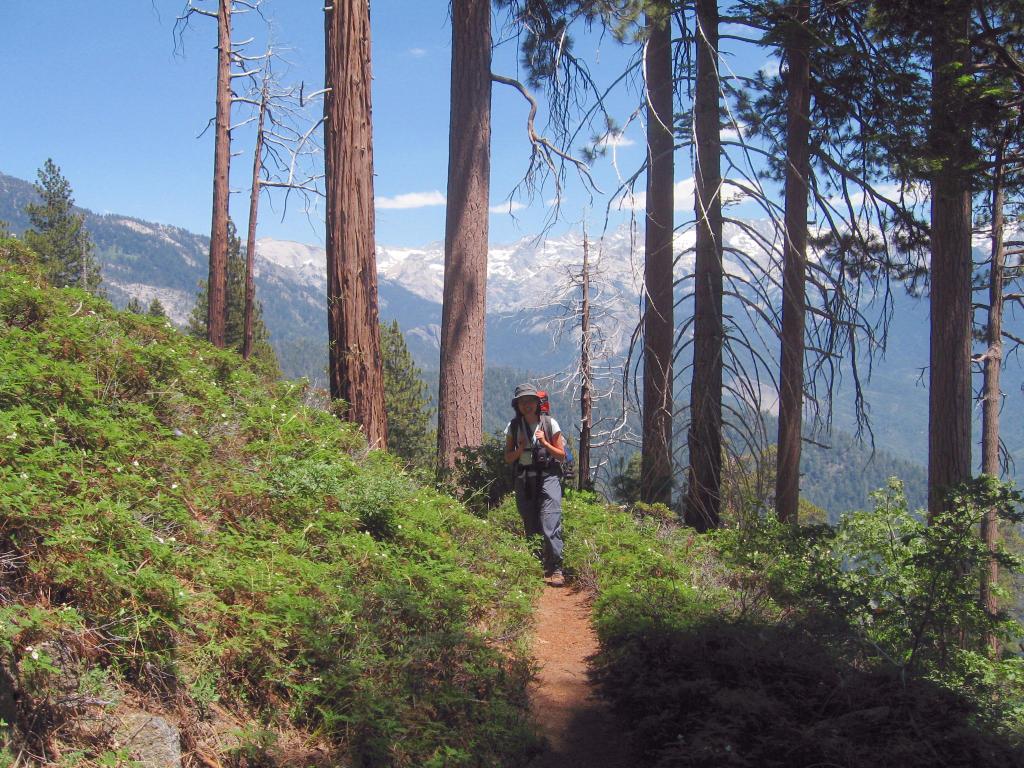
[[685, 0, 722, 531], [641, 5, 675, 506], [775, 0, 811, 525], [324, 0, 388, 449], [927, 5, 973, 519], [436, 0, 492, 470], [207, 0, 231, 348]]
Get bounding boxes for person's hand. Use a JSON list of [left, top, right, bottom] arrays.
[[534, 425, 545, 444]]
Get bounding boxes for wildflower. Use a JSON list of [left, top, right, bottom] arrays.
[[170, 482, 179, 490], [132, 460, 139, 467], [6, 433, 16, 440], [30, 650, 39, 661]]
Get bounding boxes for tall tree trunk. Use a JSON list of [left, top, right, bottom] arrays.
[[242, 80, 268, 361], [684, 0, 722, 531], [580, 230, 592, 491], [436, 0, 492, 471], [324, 0, 388, 449], [775, 0, 811, 525], [927, 4, 973, 519], [207, 0, 231, 348], [981, 137, 1007, 654], [641, 4, 674, 505]]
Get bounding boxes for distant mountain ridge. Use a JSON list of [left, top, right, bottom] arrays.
[[2, 169, 1020, 478]]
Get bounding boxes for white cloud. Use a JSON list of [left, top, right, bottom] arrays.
[[490, 201, 526, 214], [596, 131, 635, 149], [376, 190, 446, 210], [408, 48, 428, 58], [760, 58, 780, 79], [720, 121, 747, 142], [617, 177, 749, 213]]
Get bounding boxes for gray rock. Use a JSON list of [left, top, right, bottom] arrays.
[[115, 712, 181, 768]]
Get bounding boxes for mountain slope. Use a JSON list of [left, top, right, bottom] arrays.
[[0, 248, 540, 765]]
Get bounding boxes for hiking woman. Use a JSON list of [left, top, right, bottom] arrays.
[[504, 383, 566, 586]]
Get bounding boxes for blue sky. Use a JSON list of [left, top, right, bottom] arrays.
[[3, 2, 768, 248]]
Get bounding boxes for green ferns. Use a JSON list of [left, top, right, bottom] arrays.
[[0, 250, 541, 766], [557, 490, 1024, 767]]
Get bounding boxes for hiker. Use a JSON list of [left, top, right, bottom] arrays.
[[504, 383, 567, 586]]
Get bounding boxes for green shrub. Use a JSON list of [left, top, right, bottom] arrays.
[[557, 480, 1024, 767], [0, 263, 542, 766]]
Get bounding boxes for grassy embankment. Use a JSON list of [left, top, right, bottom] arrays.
[[0, 247, 543, 767]]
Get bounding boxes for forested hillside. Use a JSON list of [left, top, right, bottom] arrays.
[[0, 249, 542, 765], [3, 249, 1022, 766]]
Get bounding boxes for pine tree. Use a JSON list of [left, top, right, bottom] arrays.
[[188, 220, 279, 376], [641, 1, 675, 507], [24, 159, 101, 293], [381, 320, 435, 471], [437, 0, 492, 471], [324, 0, 388, 449], [148, 298, 168, 318], [126, 297, 144, 314]]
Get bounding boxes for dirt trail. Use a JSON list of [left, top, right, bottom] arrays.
[[527, 585, 633, 768]]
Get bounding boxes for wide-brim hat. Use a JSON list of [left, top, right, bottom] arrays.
[[511, 383, 540, 409]]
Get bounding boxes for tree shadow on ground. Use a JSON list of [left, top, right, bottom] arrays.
[[592, 616, 1024, 768]]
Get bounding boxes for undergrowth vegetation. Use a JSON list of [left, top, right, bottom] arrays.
[[548, 488, 1024, 767], [0, 249, 542, 767]]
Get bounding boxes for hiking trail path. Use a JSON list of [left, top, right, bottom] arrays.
[[526, 584, 633, 768]]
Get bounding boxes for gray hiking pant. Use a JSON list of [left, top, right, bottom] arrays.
[[514, 471, 563, 573]]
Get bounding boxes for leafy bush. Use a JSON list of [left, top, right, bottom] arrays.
[[556, 482, 1024, 767], [0, 263, 543, 766]]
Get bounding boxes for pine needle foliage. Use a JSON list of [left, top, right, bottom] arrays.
[[187, 220, 279, 379], [0, 246, 542, 767], [23, 159, 102, 294], [381, 320, 435, 473]]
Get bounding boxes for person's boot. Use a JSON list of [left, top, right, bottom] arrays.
[[547, 569, 565, 587]]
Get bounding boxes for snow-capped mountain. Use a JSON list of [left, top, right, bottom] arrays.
[[254, 218, 787, 366]]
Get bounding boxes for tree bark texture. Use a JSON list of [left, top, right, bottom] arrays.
[[927, 4, 973, 519], [981, 140, 1006, 651], [579, 231, 592, 491], [207, 0, 231, 348], [436, 0, 492, 470], [324, 0, 388, 449], [242, 80, 267, 361], [684, 0, 722, 531], [641, 4, 675, 506], [774, 0, 811, 525]]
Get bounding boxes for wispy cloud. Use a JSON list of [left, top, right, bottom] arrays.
[[596, 131, 635, 149], [490, 201, 526, 214], [376, 190, 446, 210], [760, 58, 780, 78], [617, 177, 750, 212], [408, 48, 428, 58]]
